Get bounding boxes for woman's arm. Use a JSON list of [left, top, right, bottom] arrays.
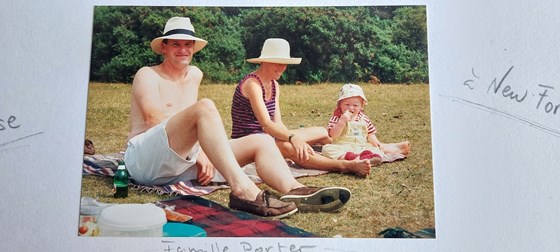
[[243, 79, 313, 161], [243, 79, 291, 141]]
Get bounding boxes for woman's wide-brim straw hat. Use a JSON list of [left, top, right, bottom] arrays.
[[247, 38, 302, 64], [338, 84, 368, 104], [150, 17, 208, 55]]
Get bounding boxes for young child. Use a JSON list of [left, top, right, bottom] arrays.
[[322, 84, 411, 166]]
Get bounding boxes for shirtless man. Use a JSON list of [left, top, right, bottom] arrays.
[[124, 17, 351, 218]]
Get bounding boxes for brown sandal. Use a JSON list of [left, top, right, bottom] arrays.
[[229, 190, 297, 218], [84, 139, 95, 155]]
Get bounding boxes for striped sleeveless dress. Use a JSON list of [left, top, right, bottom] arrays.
[[231, 73, 276, 139]]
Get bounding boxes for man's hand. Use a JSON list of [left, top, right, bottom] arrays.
[[195, 150, 215, 185]]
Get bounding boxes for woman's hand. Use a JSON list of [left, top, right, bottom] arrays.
[[195, 151, 215, 186], [290, 135, 315, 161]]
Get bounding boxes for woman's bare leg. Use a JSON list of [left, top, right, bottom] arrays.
[[230, 134, 304, 194], [277, 141, 372, 177]]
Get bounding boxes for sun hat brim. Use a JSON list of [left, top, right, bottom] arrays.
[[247, 57, 302, 64], [337, 94, 368, 103], [150, 35, 208, 55], [337, 84, 368, 104]]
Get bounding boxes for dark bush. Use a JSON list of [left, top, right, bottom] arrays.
[[89, 6, 428, 84]]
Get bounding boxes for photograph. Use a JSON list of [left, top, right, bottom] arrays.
[[79, 5, 434, 238]]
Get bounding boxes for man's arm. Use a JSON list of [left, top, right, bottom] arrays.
[[183, 66, 203, 107], [131, 67, 168, 129], [195, 149, 215, 185]]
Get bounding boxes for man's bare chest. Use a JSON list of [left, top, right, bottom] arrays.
[[158, 82, 197, 113]]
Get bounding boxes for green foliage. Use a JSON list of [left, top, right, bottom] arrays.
[[379, 6, 428, 83], [90, 6, 166, 82], [392, 6, 428, 52], [369, 6, 429, 83], [239, 7, 381, 83], [89, 6, 429, 84], [187, 8, 251, 83]]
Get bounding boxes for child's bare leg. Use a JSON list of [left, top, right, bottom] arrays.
[[338, 153, 383, 167], [371, 158, 382, 166], [359, 150, 383, 167], [380, 141, 411, 156], [278, 141, 371, 177]]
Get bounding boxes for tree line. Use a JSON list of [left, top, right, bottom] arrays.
[[90, 6, 428, 84]]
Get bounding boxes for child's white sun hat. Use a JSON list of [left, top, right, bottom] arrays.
[[337, 84, 368, 104]]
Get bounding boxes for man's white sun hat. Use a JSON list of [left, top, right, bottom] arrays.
[[150, 17, 208, 55]]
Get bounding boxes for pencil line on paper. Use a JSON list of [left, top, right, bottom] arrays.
[[0, 131, 44, 147], [323, 248, 358, 252], [0, 144, 30, 153], [438, 94, 560, 138]]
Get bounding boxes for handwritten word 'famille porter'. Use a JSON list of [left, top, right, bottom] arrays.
[[163, 241, 316, 252], [464, 66, 560, 115]]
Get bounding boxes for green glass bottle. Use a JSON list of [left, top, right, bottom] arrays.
[[113, 160, 129, 198]]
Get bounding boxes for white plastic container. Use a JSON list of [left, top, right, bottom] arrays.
[[98, 203, 166, 237], [80, 197, 114, 219]]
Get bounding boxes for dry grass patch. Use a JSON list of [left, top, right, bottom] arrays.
[[81, 82, 434, 238]]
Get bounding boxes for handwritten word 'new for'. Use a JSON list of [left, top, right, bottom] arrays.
[[465, 66, 559, 115]]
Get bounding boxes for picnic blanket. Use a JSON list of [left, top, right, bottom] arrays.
[[158, 196, 315, 237], [82, 152, 329, 196]]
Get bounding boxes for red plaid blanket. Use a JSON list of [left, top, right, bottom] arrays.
[[159, 196, 315, 237]]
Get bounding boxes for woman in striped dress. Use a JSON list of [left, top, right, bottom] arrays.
[[230, 38, 372, 177]]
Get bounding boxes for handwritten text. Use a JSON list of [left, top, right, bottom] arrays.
[[463, 66, 559, 115], [162, 241, 316, 252], [0, 115, 21, 131]]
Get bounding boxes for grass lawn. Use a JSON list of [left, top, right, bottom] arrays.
[[81, 82, 434, 238]]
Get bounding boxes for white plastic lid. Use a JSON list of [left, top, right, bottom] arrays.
[[98, 204, 166, 231]]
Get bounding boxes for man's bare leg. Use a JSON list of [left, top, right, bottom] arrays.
[[230, 134, 304, 194], [165, 99, 261, 200], [277, 141, 372, 177]]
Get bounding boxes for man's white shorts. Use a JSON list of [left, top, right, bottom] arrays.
[[124, 118, 202, 186]]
